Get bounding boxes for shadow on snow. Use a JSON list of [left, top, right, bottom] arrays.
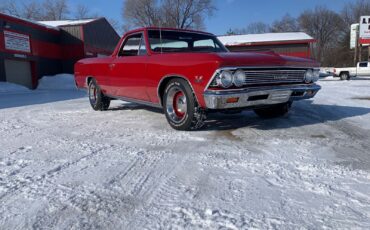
[[110, 100, 370, 131], [0, 90, 86, 109]]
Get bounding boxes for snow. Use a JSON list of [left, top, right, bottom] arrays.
[[218, 32, 314, 46], [38, 19, 96, 27], [0, 82, 30, 94], [0, 74, 85, 109], [1, 75, 370, 229], [38, 74, 78, 90]]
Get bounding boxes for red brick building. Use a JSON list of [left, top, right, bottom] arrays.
[[0, 13, 120, 89]]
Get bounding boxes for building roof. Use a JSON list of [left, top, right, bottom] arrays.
[[38, 19, 97, 27], [217, 32, 315, 46], [0, 13, 59, 31]]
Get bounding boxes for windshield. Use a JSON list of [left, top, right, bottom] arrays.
[[148, 30, 228, 53]]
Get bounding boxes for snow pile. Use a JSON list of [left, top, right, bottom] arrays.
[[39, 19, 96, 27], [0, 82, 30, 94], [37, 74, 76, 90]]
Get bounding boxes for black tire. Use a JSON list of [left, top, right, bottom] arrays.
[[254, 102, 292, 118], [163, 78, 205, 130], [340, 72, 350, 81], [88, 79, 110, 111]]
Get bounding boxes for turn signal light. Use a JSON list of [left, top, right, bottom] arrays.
[[226, 97, 239, 103]]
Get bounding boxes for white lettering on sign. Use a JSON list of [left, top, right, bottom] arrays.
[[14, 54, 27, 58], [4, 30, 31, 53]]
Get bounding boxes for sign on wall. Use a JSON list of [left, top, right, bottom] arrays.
[[359, 16, 370, 45], [350, 23, 359, 49], [4, 30, 31, 53]]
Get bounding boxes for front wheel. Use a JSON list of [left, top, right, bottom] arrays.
[[340, 72, 350, 81], [163, 79, 205, 130], [88, 79, 110, 111], [254, 102, 292, 118]]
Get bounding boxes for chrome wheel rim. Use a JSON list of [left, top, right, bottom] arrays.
[[166, 87, 187, 123], [89, 84, 97, 105]]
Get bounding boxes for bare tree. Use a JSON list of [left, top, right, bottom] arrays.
[[271, 14, 300, 32], [342, 0, 370, 27], [244, 22, 270, 34], [74, 4, 91, 19], [340, 0, 370, 65], [0, 0, 44, 20], [161, 0, 215, 29], [122, 0, 216, 30], [226, 28, 237, 35], [299, 6, 345, 65], [122, 0, 160, 29], [107, 18, 121, 34], [42, 0, 69, 20], [226, 22, 270, 35], [0, 0, 20, 17], [229, 22, 270, 35]]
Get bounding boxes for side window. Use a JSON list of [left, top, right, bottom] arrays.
[[193, 39, 219, 52], [359, 62, 368, 68], [138, 36, 147, 56], [119, 33, 142, 57]]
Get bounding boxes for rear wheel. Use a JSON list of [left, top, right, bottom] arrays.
[[163, 78, 205, 130], [254, 102, 292, 118], [88, 79, 110, 111], [340, 72, 350, 81]]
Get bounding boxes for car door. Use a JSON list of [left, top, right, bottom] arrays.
[[110, 33, 150, 101], [357, 62, 369, 76]]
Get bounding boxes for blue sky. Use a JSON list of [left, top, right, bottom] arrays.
[[20, 0, 352, 35], [206, 0, 350, 35]]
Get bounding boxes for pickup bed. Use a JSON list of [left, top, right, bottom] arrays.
[[334, 62, 370, 80]]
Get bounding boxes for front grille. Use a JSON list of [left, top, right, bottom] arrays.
[[209, 68, 307, 88], [243, 69, 306, 86]]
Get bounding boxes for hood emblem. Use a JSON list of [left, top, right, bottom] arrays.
[[273, 75, 288, 80], [195, 75, 204, 83]]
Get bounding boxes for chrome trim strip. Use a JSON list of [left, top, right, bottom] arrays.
[[106, 94, 162, 109]]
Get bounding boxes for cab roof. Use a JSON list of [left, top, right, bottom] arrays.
[[124, 27, 214, 36]]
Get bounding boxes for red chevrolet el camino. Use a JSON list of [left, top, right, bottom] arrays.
[[74, 27, 321, 130]]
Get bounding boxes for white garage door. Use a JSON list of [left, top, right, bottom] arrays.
[[5, 59, 32, 89]]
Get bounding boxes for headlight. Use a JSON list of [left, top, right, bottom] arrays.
[[233, 70, 245, 87], [304, 69, 313, 83], [216, 70, 233, 88], [312, 69, 320, 82]]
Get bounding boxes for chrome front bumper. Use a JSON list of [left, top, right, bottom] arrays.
[[203, 84, 321, 109]]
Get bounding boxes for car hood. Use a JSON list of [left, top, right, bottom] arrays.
[[215, 51, 319, 68]]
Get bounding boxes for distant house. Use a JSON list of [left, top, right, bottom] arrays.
[[218, 32, 315, 59], [0, 13, 120, 89]]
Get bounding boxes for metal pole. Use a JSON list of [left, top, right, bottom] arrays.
[[359, 45, 362, 62], [354, 30, 358, 66]]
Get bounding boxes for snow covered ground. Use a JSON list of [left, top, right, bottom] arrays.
[[1, 75, 370, 229]]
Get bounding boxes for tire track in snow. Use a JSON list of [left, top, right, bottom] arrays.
[[0, 142, 108, 202]]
